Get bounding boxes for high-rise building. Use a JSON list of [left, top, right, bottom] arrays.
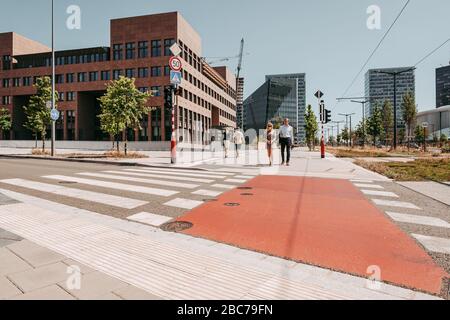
[[0, 12, 237, 142], [365, 67, 415, 126], [236, 77, 244, 129], [436, 64, 450, 108], [244, 73, 306, 144]]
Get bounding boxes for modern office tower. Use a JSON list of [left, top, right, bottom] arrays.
[[365, 67, 415, 126], [244, 73, 306, 144], [436, 64, 450, 108], [236, 77, 244, 129], [0, 12, 237, 142]]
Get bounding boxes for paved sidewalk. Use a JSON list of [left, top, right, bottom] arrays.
[[398, 181, 450, 206]]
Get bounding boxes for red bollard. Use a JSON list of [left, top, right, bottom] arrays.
[[321, 138, 325, 159]]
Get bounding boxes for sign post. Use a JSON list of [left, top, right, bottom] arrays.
[[315, 90, 325, 159], [169, 55, 182, 165]]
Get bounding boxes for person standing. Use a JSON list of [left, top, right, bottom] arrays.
[[279, 118, 294, 166], [223, 129, 230, 159], [233, 129, 245, 158], [266, 122, 274, 166]]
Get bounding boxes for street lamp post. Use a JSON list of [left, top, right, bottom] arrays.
[[339, 113, 355, 147], [374, 68, 416, 150], [51, 0, 56, 157]]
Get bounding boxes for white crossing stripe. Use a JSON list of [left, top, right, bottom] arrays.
[[212, 184, 237, 190], [192, 190, 223, 197], [411, 234, 450, 255], [386, 212, 450, 229], [361, 190, 399, 198], [225, 179, 247, 184], [0, 179, 147, 209], [124, 168, 227, 179], [139, 167, 234, 176], [127, 212, 173, 227], [104, 170, 214, 184], [354, 184, 384, 190], [164, 198, 203, 210], [43, 175, 178, 197], [351, 180, 374, 183], [372, 199, 421, 210], [235, 175, 256, 179], [77, 172, 199, 189]]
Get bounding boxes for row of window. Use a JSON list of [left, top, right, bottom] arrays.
[[113, 39, 175, 60]]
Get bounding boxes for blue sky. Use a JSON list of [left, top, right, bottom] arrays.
[[1, 0, 449, 123]]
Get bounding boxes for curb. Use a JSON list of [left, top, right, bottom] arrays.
[[0, 154, 209, 172]]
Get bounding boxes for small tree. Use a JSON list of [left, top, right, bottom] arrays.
[[401, 91, 417, 149], [98, 76, 151, 155], [440, 133, 448, 147], [23, 77, 58, 152], [381, 99, 394, 147], [304, 105, 318, 151], [271, 116, 284, 130], [367, 104, 383, 145], [0, 108, 12, 139], [341, 127, 350, 146], [414, 125, 425, 143]]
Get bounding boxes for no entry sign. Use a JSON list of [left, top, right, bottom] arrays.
[[169, 56, 182, 72]]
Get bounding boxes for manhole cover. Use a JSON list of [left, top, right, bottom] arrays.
[[58, 181, 77, 185], [160, 221, 193, 233], [241, 193, 254, 196], [238, 187, 253, 190], [224, 203, 241, 207]]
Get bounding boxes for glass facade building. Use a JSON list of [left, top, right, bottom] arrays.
[[365, 67, 415, 127], [244, 73, 306, 144], [436, 64, 450, 108]]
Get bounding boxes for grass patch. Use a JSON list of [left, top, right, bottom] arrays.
[[355, 158, 450, 182], [328, 148, 391, 158], [104, 151, 148, 159], [31, 149, 52, 156]]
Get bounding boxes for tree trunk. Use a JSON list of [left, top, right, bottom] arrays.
[[42, 135, 45, 153]]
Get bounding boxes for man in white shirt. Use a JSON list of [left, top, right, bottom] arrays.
[[279, 118, 294, 166], [233, 129, 245, 158]]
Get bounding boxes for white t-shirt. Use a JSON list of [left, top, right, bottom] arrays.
[[279, 125, 294, 138], [233, 131, 244, 145]]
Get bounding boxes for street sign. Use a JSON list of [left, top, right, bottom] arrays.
[[315, 90, 324, 99], [169, 56, 182, 72], [422, 122, 429, 128], [169, 43, 182, 57], [170, 70, 182, 86], [50, 109, 60, 121]]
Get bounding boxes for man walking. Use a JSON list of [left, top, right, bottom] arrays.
[[279, 118, 294, 166], [233, 129, 245, 158]]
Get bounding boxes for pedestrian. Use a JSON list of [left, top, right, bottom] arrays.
[[266, 122, 274, 166], [279, 118, 294, 166], [233, 129, 245, 158], [223, 129, 230, 159]]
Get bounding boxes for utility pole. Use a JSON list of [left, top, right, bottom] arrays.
[[51, 0, 56, 157], [374, 68, 416, 150], [332, 121, 344, 146], [339, 113, 355, 147]]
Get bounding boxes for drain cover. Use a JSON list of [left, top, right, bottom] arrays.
[[224, 203, 241, 207], [241, 193, 254, 196], [238, 187, 253, 190], [160, 221, 193, 233]]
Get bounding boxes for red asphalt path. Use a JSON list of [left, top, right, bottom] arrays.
[[178, 176, 448, 295]]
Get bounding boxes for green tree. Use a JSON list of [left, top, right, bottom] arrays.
[[354, 120, 368, 147], [23, 77, 58, 152], [271, 116, 284, 130], [367, 104, 383, 145], [440, 133, 448, 147], [0, 108, 12, 138], [341, 127, 350, 145], [98, 76, 151, 155], [304, 105, 319, 151], [401, 91, 417, 149], [414, 125, 425, 143], [398, 128, 406, 145], [381, 100, 394, 146]]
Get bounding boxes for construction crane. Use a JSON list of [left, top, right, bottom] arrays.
[[204, 38, 246, 77]]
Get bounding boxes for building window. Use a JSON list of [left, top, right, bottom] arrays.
[[89, 71, 98, 82], [78, 72, 87, 82], [126, 42, 135, 60], [2, 96, 11, 105], [151, 86, 161, 97], [138, 87, 149, 93], [101, 71, 110, 81], [151, 40, 161, 57], [2, 55, 12, 70], [55, 74, 64, 84], [58, 92, 65, 101], [113, 44, 123, 61], [151, 108, 162, 141], [2, 79, 10, 88], [138, 41, 148, 58], [66, 73, 75, 83], [23, 77, 32, 86], [151, 66, 162, 77], [164, 66, 171, 76], [12, 78, 20, 87], [113, 69, 122, 80], [138, 67, 148, 78], [125, 68, 135, 79], [66, 92, 76, 101], [164, 39, 175, 56]]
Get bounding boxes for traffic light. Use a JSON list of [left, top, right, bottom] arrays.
[[325, 109, 332, 124], [174, 87, 183, 96], [319, 101, 325, 123], [164, 87, 173, 109]]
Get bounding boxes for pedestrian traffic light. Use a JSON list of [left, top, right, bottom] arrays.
[[320, 101, 325, 123], [325, 109, 332, 124], [164, 87, 173, 109]]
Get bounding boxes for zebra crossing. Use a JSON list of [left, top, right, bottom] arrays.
[[0, 166, 258, 227], [351, 180, 450, 258]]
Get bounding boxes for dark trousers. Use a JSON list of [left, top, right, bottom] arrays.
[[280, 137, 292, 163]]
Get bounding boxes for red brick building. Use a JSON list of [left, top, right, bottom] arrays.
[[0, 12, 237, 142]]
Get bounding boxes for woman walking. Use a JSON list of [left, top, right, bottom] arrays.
[[266, 122, 274, 166]]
